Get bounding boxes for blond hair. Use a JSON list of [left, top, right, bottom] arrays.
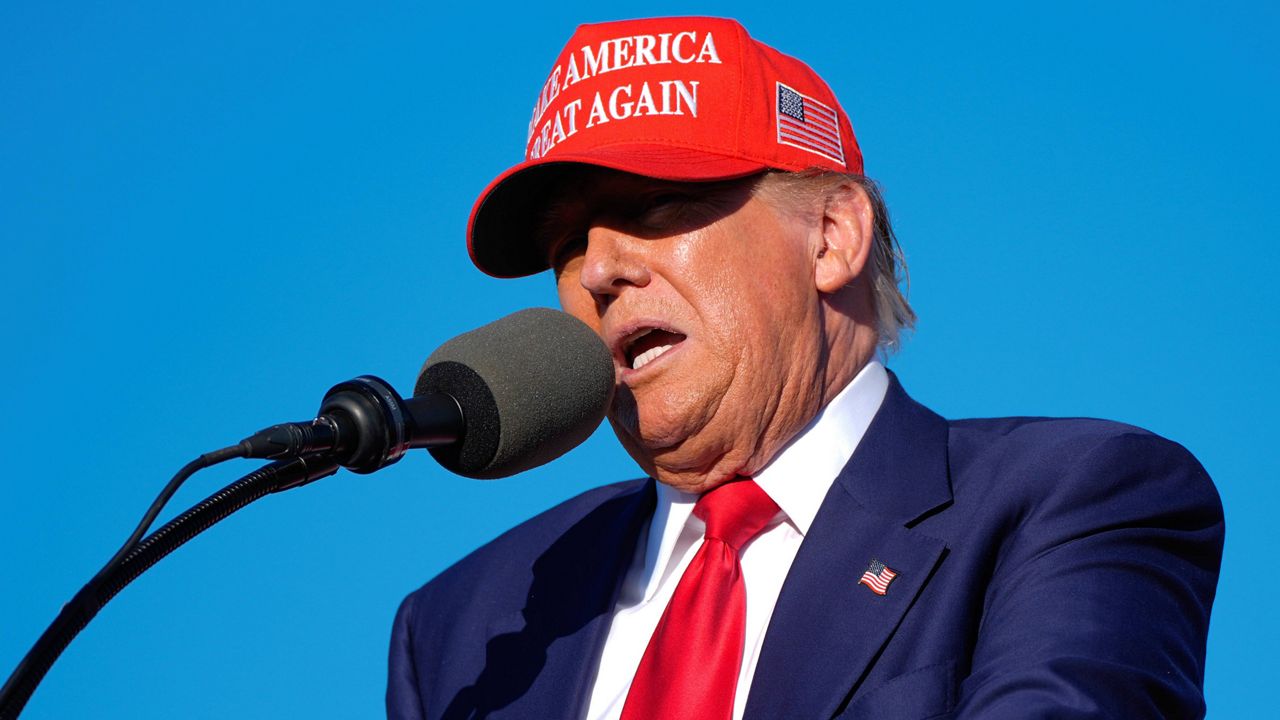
[[761, 170, 916, 352]]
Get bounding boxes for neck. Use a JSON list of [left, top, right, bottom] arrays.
[[642, 329, 878, 495]]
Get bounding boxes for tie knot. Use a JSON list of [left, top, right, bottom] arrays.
[[693, 478, 780, 550]]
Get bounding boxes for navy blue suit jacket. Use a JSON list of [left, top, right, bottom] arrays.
[[388, 375, 1223, 719]]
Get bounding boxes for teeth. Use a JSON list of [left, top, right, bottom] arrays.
[[631, 344, 673, 370]]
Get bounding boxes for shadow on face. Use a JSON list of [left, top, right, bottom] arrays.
[[533, 167, 767, 274]]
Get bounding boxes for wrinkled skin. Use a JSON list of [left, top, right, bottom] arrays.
[[540, 168, 879, 494]]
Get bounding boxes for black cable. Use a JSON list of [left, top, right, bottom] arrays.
[[92, 444, 247, 587], [0, 452, 338, 720]]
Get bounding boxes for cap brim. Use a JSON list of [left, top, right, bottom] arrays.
[[467, 144, 769, 278]]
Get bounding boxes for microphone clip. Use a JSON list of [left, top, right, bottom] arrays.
[[239, 376, 462, 474]]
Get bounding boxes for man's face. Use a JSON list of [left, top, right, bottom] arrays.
[[541, 169, 831, 492]]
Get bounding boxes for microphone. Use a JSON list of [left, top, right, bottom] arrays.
[[239, 308, 615, 478], [0, 308, 616, 719]]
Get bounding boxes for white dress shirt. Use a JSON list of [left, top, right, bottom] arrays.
[[584, 361, 890, 720]]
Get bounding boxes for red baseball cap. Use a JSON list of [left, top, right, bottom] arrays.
[[468, 16, 863, 278]]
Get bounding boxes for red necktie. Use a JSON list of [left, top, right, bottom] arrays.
[[620, 478, 780, 720]]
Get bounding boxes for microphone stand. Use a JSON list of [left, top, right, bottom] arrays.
[[0, 453, 341, 720]]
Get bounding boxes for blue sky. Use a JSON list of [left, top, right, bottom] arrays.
[[2, 2, 1276, 717]]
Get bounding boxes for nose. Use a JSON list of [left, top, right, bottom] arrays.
[[578, 225, 650, 302]]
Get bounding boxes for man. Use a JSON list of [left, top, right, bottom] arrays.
[[388, 17, 1223, 720]]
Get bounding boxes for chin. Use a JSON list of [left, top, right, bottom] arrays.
[[610, 385, 682, 444], [651, 468, 738, 495], [631, 405, 705, 451]]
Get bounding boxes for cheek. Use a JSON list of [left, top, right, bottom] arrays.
[[671, 227, 810, 325], [667, 231, 736, 308], [555, 267, 599, 331], [714, 251, 815, 356]]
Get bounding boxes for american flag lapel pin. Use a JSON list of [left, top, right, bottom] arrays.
[[858, 559, 898, 596]]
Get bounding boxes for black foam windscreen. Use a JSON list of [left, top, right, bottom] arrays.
[[413, 308, 615, 479]]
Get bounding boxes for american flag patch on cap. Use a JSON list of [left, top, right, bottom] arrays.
[[776, 82, 845, 165], [858, 559, 898, 596]]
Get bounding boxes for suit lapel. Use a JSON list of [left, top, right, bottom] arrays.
[[462, 481, 656, 720], [744, 373, 952, 720], [547, 493, 647, 718]]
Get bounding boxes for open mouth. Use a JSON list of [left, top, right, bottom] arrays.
[[622, 327, 687, 371]]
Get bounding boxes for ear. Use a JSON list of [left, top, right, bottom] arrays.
[[814, 182, 875, 294]]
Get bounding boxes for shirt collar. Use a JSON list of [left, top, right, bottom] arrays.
[[635, 360, 890, 602], [754, 360, 889, 535]]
